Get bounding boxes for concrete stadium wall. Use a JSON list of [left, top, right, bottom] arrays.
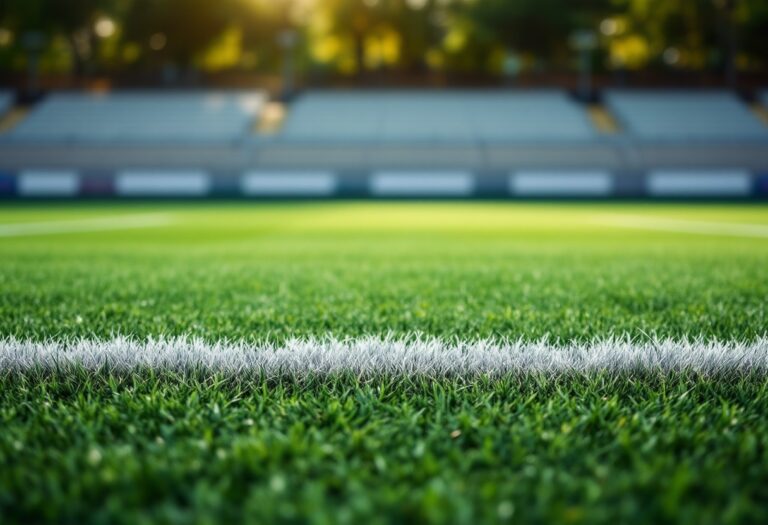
[[1, 167, 767, 200]]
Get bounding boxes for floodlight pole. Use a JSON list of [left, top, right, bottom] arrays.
[[278, 0, 298, 102], [22, 31, 46, 99], [579, 47, 592, 100], [570, 30, 597, 102], [279, 30, 297, 101]]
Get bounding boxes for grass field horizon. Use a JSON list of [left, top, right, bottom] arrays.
[[2, 202, 767, 342], [2, 202, 768, 524]]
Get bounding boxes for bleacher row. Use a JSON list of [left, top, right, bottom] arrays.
[[0, 89, 767, 143], [604, 91, 768, 141], [0, 88, 766, 198], [279, 91, 598, 141], [0, 169, 764, 198], [5, 92, 265, 143]]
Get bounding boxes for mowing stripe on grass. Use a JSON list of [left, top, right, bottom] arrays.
[[599, 214, 768, 238], [2, 337, 767, 377], [0, 213, 174, 238]]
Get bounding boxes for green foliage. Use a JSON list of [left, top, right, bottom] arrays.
[[1, 0, 768, 76], [121, 0, 231, 66]]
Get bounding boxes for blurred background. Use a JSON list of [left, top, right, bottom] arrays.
[[0, 0, 768, 91], [1, 0, 767, 92], [0, 0, 766, 199]]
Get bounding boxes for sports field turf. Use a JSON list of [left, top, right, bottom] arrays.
[[1, 203, 768, 524]]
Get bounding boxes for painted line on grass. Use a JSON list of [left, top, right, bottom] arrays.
[[0, 213, 174, 238], [597, 214, 768, 238], [2, 337, 767, 377]]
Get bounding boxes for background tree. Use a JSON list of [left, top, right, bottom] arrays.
[[3, 0, 118, 76], [121, 0, 231, 76], [232, 0, 286, 73], [1, 0, 768, 83]]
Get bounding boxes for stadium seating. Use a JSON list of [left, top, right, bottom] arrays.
[[10, 91, 265, 143], [604, 90, 768, 140], [760, 90, 768, 110], [0, 91, 13, 117], [279, 90, 597, 142]]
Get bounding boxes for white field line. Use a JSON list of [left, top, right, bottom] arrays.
[[1, 337, 767, 377], [598, 214, 768, 238], [0, 213, 174, 238]]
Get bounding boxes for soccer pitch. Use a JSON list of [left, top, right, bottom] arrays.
[[2, 202, 768, 524]]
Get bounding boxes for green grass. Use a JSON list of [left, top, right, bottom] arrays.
[[3, 371, 768, 525], [1, 202, 768, 524], [1, 203, 767, 341]]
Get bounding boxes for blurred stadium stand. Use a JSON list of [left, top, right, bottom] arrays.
[[279, 90, 596, 142], [8, 91, 265, 144], [259, 89, 618, 173], [0, 88, 767, 199], [604, 90, 768, 141], [603, 90, 768, 178], [0, 91, 13, 117]]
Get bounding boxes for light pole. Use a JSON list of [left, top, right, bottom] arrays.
[[569, 29, 598, 102], [277, 0, 298, 101], [278, 28, 297, 101], [502, 51, 522, 86], [21, 31, 46, 99]]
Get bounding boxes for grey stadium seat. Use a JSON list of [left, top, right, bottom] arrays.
[[279, 90, 597, 142], [604, 90, 768, 141], [10, 91, 266, 143]]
